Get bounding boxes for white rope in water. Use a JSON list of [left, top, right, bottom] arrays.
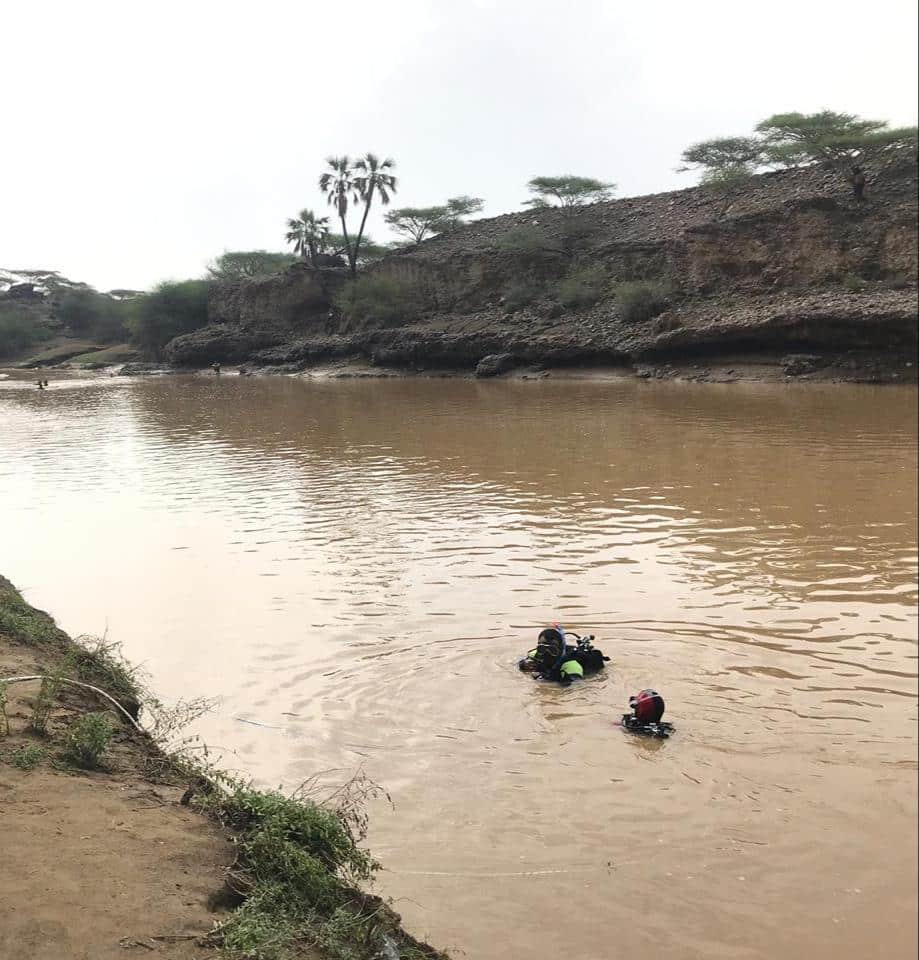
[[387, 863, 633, 879], [0, 675, 144, 732]]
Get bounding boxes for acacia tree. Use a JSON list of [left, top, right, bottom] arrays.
[[319, 156, 358, 274], [210, 250, 299, 278], [352, 153, 397, 271], [284, 210, 330, 265], [681, 112, 918, 183], [440, 195, 484, 230], [524, 175, 615, 208], [756, 111, 918, 167], [384, 206, 450, 246], [678, 137, 765, 179]]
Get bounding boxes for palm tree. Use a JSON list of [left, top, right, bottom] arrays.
[[284, 209, 329, 265], [319, 156, 359, 274], [352, 153, 397, 270]]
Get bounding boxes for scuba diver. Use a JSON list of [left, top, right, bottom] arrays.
[[518, 624, 610, 685], [620, 689, 673, 738]]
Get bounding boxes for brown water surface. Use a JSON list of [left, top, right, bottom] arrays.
[[1, 373, 916, 959]]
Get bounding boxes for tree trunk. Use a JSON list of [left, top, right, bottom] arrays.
[[338, 199, 355, 277], [353, 183, 374, 272]]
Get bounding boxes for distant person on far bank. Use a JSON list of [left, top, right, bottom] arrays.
[[212, 362, 221, 375], [851, 166, 867, 202]]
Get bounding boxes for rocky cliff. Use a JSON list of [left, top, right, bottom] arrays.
[[165, 154, 918, 381]]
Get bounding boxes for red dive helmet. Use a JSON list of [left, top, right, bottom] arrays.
[[630, 689, 665, 724]]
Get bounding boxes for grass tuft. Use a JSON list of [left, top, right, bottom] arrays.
[[0, 579, 61, 646], [10, 743, 45, 770]]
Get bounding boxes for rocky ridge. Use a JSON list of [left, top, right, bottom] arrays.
[[164, 155, 919, 381]]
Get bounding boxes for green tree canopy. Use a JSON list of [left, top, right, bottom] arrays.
[[679, 137, 765, 176], [352, 153, 397, 269], [319, 154, 397, 275], [681, 110, 918, 181], [440, 195, 485, 229], [208, 250, 298, 279], [124, 279, 211, 359], [56, 289, 128, 342], [524, 175, 615, 208], [284, 210, 330, 265], [384, 206, 450, 245], [755, 111, 886, 166]]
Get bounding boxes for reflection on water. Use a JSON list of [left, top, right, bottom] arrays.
[[1, 373, 916, 960]]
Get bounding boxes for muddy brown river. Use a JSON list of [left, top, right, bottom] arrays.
[[1, 372, 916, 959]]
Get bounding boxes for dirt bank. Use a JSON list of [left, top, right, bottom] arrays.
[[0, 576, 446, 960]]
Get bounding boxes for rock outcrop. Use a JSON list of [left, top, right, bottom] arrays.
[[166, 155, 918, 380]]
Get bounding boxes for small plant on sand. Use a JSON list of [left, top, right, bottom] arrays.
[[29, 659, 72, 736], [63, 711, 116, 769], [10, 743, 45, 770]]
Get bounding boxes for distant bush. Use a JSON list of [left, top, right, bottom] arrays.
[[841, 273, 867, 292], [64, 711, 115, 769], [701, 164, 755, 192], [0, 307, 53, 358], [503, 279, 544, 311], [616, 281, 672, 324], [557, 263, 608, 308], [496, 226, 565, 264], [207, 250, 297, 280], [124, 279, 212, 358], [334, 275, 423, 327], [56, 289, 128, 343], [881, 274, 912, 291]]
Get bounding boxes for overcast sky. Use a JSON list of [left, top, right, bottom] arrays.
[[2, 0, 916, 291]]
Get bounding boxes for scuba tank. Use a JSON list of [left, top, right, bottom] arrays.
[[519, 625, 610, 683]]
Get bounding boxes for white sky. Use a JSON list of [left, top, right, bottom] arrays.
[[2, 0, 916, 291]]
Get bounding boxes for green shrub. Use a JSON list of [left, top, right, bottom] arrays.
[[124, 279, 212, 358], [0, 579, 61, 645], [0, 307, 53, 358], [334, 276, 422, 328], [56, 289, 128, 343], [211, 784, 377, 885], [496, 226, 564, 264], [503, 279, 544, 311], [71, 636, 142, 717], [63, 711, 115, 768], [557, 264, 608, 308], [841, 273, 867, 292], [29, 669, 67, 736], [201, 779, 387, 959], [615, 281, 672, 324], [218, 887, 301, 959], [10, 744, 45, 770]]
